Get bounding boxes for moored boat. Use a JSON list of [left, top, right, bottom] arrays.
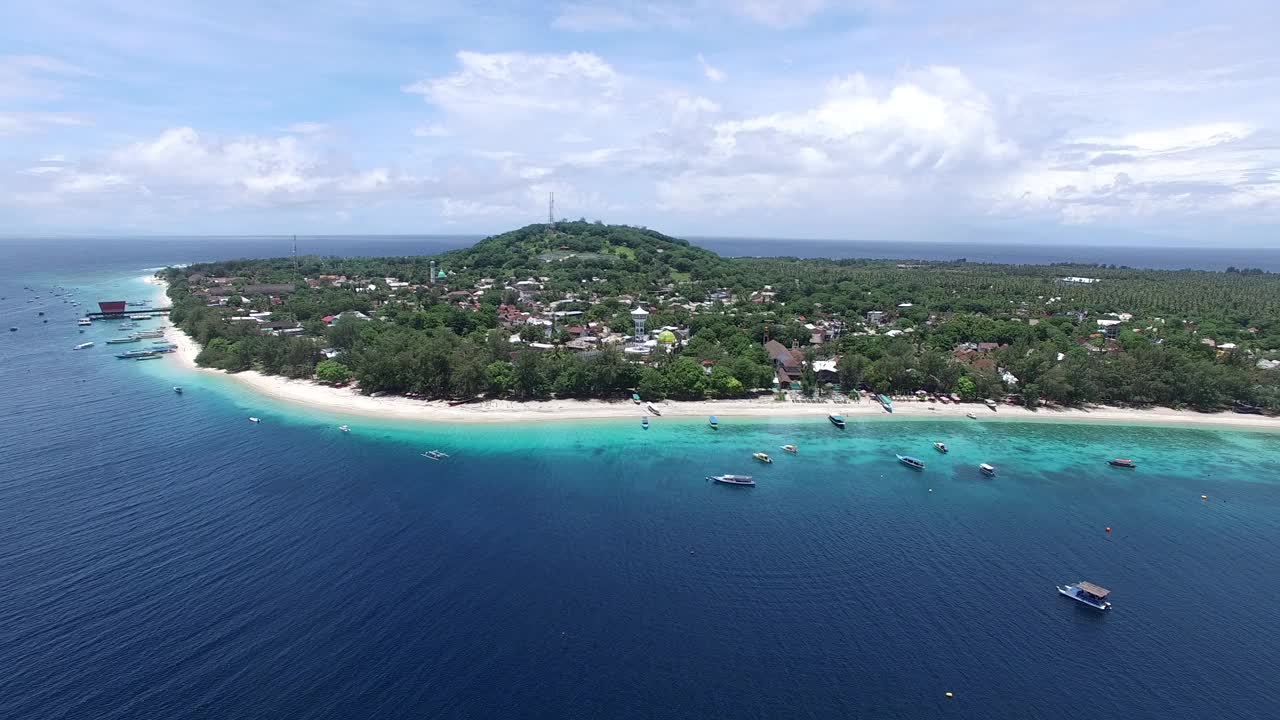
[[632, 393, 641, 404], [642, 416, 649, 430], [828, 413, 846, 429], [115, 350, 157, 359], [106, 337, 140, 344], [77, 318, 92, 326], [1057, 581, 1112, 610], [73, 342, 94, 350], [1108, 458, 1136, 469], [878, 394, 893, 412], [752, 452, 772, 464], [708, 415, 718, 429], [173, 387, 183, 394], [897, 454, 925, 470], [980, 463, 996, 476], [966, 412, 977, 419], [647, 403, 661, 416], [933, 442, 948, 453], [248, 417, 261, 423], [708, 474, 755, 486], [338, 425, 350, 432], [781, 444, 797, 453], [134, 354, 162, 360], [421, 450, 449, 460]]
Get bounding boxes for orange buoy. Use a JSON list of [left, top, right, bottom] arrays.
[[1105, 527, 1111, 533]]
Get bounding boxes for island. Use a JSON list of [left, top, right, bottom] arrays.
[[158, 221, 1280, 420]]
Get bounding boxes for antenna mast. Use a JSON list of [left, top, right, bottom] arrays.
[[292, 235, 298, 278], [549, 192, 556, 228]]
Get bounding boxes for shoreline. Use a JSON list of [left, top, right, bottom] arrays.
[[143, 275, 1280, 431]]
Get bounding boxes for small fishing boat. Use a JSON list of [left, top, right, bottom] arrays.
[[73, 342, 94, 350], [1057, 581, 1112, 610], [933, 442, 948, 453], [708, 474, 755, 486], [980, 463, 996, 476], [781, 444, 797, 453], [752, 452, 773, 464], [632, 393, 641, 404], [173, 387, 183, 394], [106, 337, 140, 344], [1108, 458, 1137, 469], [828, 413, 846, 429], [878, 394, 893, 412], [77, 318, 92, 326], [248, 417, 261, 423], [647, 403, 661, 416], [984, 398, 998, 410], [338, 425, 350, 433], [421, 450, 449, 460], [9, 327, 18, 332], [38, 311, 44, 316], [897, 455, 925, 470], [115, 350, 157, 359], [966, 412, 977, 419], [708, 415, 719, 429], [642, 417, 649, 430], [135, 354, 162, 360]]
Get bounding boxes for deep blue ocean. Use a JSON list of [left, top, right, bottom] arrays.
[[2, 238, 1279, 719]]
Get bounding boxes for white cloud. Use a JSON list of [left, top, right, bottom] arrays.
[[404, 51, 620, 115], [412, 123, 452, 138], [0, 112, 90, 135], [552, 0, 835, 32], [732, 0, 827, 28], [0, 54, 90, 101], [696, 54, 727, 83], [285, 122, 330, 134], [993, 123, 1280, 223], [4, 127, 421, 212]]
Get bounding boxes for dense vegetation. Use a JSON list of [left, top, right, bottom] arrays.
[[163, 221, 1280, 413]]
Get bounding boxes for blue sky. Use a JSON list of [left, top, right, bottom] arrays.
[[2, 0, 1278, 244]]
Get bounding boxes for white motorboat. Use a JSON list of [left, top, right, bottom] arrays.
[[709, 474, 755, 486]]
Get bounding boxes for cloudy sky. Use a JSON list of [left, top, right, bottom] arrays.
[[2, 0, 1278, 244]]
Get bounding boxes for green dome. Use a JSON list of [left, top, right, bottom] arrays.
[[657, 330, 677, 343], [436, 270, 447, 278]]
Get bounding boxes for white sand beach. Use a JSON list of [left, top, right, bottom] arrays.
[[144, 275, 1280, 430]]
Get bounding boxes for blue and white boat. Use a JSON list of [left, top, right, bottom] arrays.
[[1057, 581, 1112, 610], [708, 415, 718, 429], [642, 417, 649, 430], [828, 413, 846, 429], [897, 454, 925, 470]]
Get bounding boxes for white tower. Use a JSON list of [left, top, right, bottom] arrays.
[[630, 306, 650, 338]]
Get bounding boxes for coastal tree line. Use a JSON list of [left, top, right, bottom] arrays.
[[163, 221, 1280, 413]]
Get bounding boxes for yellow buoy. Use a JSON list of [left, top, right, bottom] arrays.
[[945, 692, 954, 699]]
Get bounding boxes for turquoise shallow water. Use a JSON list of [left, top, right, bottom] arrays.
[[3, 252, 1280, 719]]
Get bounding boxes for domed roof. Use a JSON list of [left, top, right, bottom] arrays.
[[630, 306, 650, 316], [657, 330, 677, 343], [436, 269, 447, 278]]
